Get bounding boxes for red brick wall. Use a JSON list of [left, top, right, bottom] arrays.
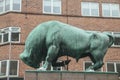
[[0, 0, 120, 78]]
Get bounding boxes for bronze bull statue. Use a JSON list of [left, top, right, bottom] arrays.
[[20, 21, 114, 71]]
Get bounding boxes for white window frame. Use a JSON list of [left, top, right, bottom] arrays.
[[102, 3, 120, 17], [109, 32, 120, 47], [0, 0, 22, 15], [43, 0, 61, 14], [81, 2, 99, 17], [0, 27, 21, 45], [0, 60, 7, 77], [0, 60, 19, 77], [106, 62, 120, 73], [83, 61, 103, 72]]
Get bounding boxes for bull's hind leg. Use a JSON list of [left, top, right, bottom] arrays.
[[86, 50, 105, 71], [38, 45, 59, 70]]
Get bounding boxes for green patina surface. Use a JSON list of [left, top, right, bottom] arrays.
[[20, 21, 114, 71]]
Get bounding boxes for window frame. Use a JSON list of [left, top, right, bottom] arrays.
[[0, 60, 19, 77], [0, 0, 22, 15], [83, 61, 103, 71], [81, 2, 99, 17], [43, 0, 61, 14], [0, 27, 21, 45], [102, 3, 120, 17], [108, 32, 120, 47], [40, 60, 64, 71], [106, 62, 120, 76]]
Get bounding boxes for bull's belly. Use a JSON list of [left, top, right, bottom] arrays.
[[58, 47, 89, 59]]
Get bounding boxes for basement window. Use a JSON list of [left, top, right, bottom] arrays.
[[84, 61, 102, 71], [106, 62, 120, 77]]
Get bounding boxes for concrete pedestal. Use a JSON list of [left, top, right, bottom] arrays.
[[25, 70, 118, 80]]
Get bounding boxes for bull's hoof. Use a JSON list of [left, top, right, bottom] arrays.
[[85, 68, 94, 72], [37, 67, 47, 71]]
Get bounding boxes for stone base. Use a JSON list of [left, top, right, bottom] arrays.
[[25, 70, 118, 80]]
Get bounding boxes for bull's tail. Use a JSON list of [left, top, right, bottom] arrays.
[[103, 32, 115, 47]]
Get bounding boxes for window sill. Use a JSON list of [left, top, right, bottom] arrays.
[[0, 11, 21, 16], [0, 42, 25, 46]]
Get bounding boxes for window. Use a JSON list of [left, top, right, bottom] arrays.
[[0, 60, 19, 77], [113, 32, 120, 47], [0, 0, 4, 13], [84, 61, 102, 71], [107, 32, 120, 47], [1, 61, 7, 76], [40, 60, 64, 71], [102, 3, 120, 17], [104, 32, 120, 47], [9, 61, 18, 75], [43, 0, 61, 14], [106, 62, 120, 77], [0, 27, 21, 45], [0, 0, 21, 14], [107, 63, 115, 72], [81, 2, 99, 16]]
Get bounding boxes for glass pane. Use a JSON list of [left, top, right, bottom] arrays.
[[1, 61, 7, 76], [82, 9, 90, 16], [111, 4, 119, 10], [5, 0, 10, 11], [107, 63, 115, 72], [0, 34, 2, 43], [11, 27, 20, 32], [81, 2, 90, 16], [91, 9, 99, 16], [44, 0, 51, 6], [44, 6, 51, 13], [3, 33, 8, 42], [112, 10, 119, 17], [53, 0, 61, 6], [114, 33, 120, 37], [116, 63, 120, 77], [103, 10, 110, 17], [91, 3, 99, 9], [53, 0, 61, 14], [116, 63, 120, 68], [11, 33, 19, 41], [91, 3, 99, 16], [102, 4, 110, 16], [9, 61, 18, 75], [13, 0, 21, 10], [102, 3, 110, 10], [111, 4, 120, 17], [0, 0, 4, 13], [114, 37, 120, 45], [81, 2, 89, 8], [53, 7, 60, 13], [85, 62, 92, 70]]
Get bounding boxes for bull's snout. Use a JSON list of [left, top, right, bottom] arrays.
[[20, 52, 40, 68]]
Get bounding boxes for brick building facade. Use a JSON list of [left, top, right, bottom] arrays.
[[0, 0, 120, 80]]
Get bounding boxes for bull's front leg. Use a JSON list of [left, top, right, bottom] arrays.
[[37, 45, 59, 71]]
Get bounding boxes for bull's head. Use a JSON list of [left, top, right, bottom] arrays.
[[20, 50, 41, 68]]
